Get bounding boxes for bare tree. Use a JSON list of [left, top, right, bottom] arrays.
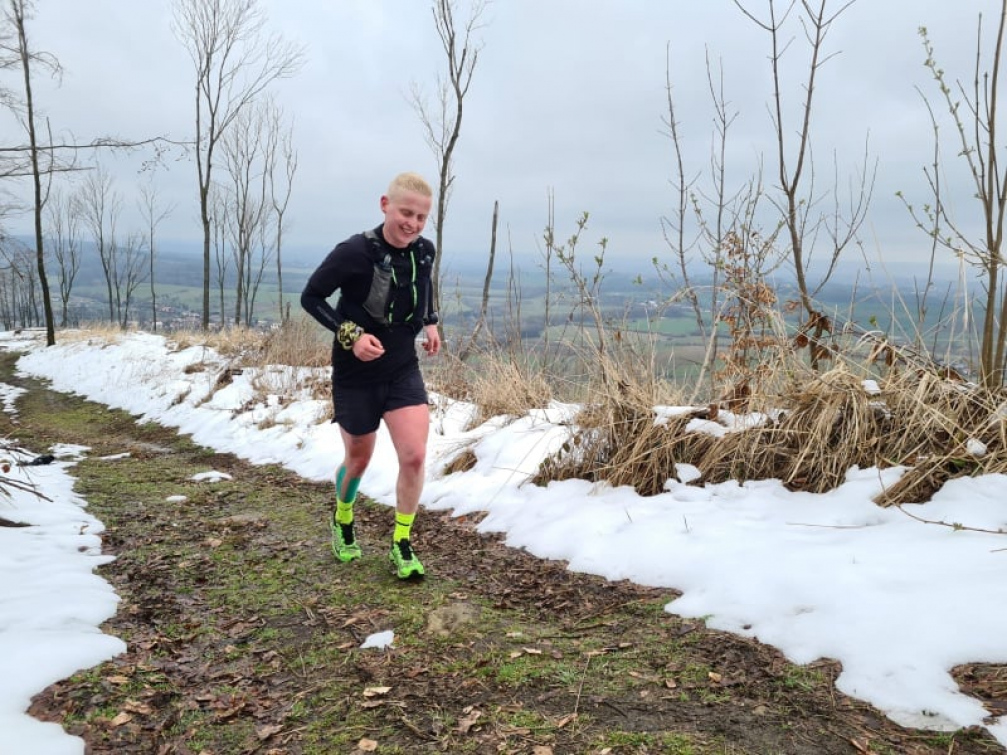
[[410, 0, 489, 318], [1, 0, 58, 344], [244, 218, 273, 326], [44, 187, 80, 326], [264, 103, 296, 323], [210, 185, 230, 325], [659, 45, 704, 340], [0, 235, 37, 327], [908, 5, 1007, 388], [456, 199, 498, 361], [540, 192, 555, 366], [76, 167, 118, 323], [75, 168, 148, 328], [139, 182, 173, 331], [172, 0, 303, 330], [659, 47, 745, 396], [217, 99, 294, 327], [0, 2, 172, 342], [734, 0, 873, 367], [116, 230, 149, 328], [548, 211, 611, 365], [220, 105, 266, 325]]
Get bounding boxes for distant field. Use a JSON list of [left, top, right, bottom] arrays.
[[63, 256, 977, 374]]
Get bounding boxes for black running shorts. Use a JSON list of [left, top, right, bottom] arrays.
[[332, 368, 429, 435]]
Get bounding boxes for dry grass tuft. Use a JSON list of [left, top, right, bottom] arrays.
[[165, 319, 332, 368], [533, 354, 1007, 503], [468, 357, 551, 428], [532, 364, 702, 496], [425, 353, 475, 403], [442, 446, 478, 476], [254, 317, 332, 368], [55, 323, 126, 345], [535, 408, 703, 496], [700, 366, 891, 492], [874, 376, 1007, 505], [874, 458, 961, 507], [875, 370, 990, 463], [167, 325, 267, 357], [428, 351, 552, 429]]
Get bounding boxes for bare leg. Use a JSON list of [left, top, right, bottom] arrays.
[[338, 428, 376, 499], [382, 403, 430, 515], [329, 428, 375, 562]]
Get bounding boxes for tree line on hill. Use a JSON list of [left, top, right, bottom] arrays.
[[3, 1, 1007, 392], [0, 0, 486, 344]]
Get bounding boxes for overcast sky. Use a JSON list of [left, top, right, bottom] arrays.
[[3, 0, 998, 276]]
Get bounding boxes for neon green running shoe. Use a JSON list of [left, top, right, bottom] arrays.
[[330, 517, 362, 563], [389, 539, 425, 580]]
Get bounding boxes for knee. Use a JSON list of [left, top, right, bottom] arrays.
[[344, 460, 368, 478], [343, 450, 372, 476], [398, 447, 426, 476]]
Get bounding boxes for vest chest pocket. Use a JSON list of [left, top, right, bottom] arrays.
[[362, 257, 394, 325]]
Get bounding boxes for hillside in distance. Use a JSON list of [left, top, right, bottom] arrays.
[[54, 237, 970, 366]]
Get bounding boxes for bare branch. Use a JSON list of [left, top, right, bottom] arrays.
[[411, 0, 490, 322], [172, 0, 304, 329]]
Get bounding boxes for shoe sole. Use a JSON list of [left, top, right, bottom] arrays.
[[389, 555, 425, 580], [394, 568, 425, 581], [332, 545, 362, 563]]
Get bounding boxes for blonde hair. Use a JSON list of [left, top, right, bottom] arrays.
[[387, 172, 433, 200]]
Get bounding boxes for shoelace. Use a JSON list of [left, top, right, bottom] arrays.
[[396, 539, 413, 560], [339, 523, 356, 545]]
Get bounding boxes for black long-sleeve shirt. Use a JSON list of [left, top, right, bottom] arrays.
[[301, 226, 437, 387]]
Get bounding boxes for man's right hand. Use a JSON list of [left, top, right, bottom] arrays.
[[352, 333, 385, 361]]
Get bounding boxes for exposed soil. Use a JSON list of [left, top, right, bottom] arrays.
[[2, 354, 1004, 755]]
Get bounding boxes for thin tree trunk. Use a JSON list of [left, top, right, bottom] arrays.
[[13, 1, 54, 345], [457, 200, 497, 361]]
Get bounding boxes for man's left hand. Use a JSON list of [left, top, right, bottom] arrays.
[[422, 324, 441, 356]]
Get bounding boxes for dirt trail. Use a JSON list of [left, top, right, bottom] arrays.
[[3, 353, 1003, 754]]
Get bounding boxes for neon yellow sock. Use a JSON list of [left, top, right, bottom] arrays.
[[393, 512, 415, 542], [335, 499, 354, 526]]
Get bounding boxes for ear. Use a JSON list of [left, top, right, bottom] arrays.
[[380, 194, 390, 213]]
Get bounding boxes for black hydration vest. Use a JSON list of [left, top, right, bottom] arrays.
[[358, 230, 435, 327]]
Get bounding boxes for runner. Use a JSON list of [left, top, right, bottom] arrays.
[[300, 172, 440, 579]]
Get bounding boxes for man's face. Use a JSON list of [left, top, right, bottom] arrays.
[[380, 190, 432, 248]]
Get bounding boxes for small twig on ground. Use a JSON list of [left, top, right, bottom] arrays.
[[601, 699, 629, 717], [572, 654, 591, 718], [895, 504, 1007, 537], [398, 713, 434, 741]]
